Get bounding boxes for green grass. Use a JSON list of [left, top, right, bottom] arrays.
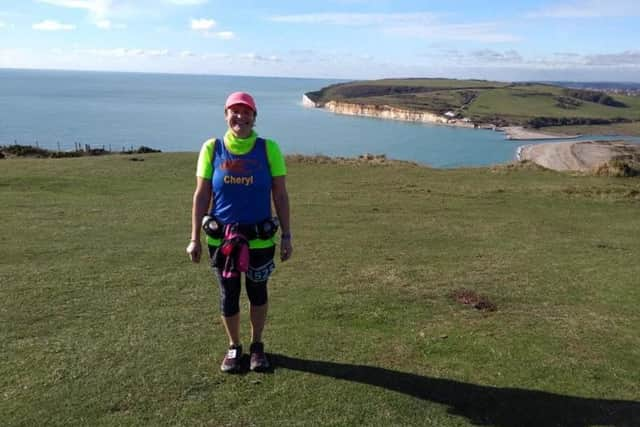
[[307, 79, 640, 134], [2, 154, 640, 426], [329, 78, 507, 90], [544, 121, 640, 137], [305, 79, 508, 112], [468, 86, 640, 123]]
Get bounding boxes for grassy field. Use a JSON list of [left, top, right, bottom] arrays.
[[467, 86, 640, 124], [344, 78, 508, 89], [2, 153, 640, 426], [544, 121, 640, 137], [306, 79, 640, 133]]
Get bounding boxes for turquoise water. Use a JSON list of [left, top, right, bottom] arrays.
[[1, 69, 638, 167]]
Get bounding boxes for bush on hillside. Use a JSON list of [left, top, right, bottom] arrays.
[[562, 89, 627, 108], [528, 116, 631, 128], [593, 158, 640, 177], [1, 144, 50, 157], [1, 144, 161, 158], [491, 160, 549, 173], [121, 146, 162, 154], [458, 90, 478, 105], [555, 96, 583, 109], [50, 151, 83, 158]]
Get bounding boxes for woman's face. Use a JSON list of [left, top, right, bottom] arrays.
[[225, 104, 256, 138]]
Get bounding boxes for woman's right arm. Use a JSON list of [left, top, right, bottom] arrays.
[[187, 177, 212, 263]]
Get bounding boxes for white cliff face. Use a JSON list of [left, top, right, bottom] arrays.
[[300, 96, 476, 128], [301, 95, 318, 108], [323, 101, 448, 124]]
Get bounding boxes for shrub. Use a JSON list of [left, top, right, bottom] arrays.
[[1, 144, 50, 157], [121, 146, 162, 154], [1, 144, 161, 158], [593, 159, 640, 177], [136, 146, 161, 154], [563, 89, 627, 108], [527, 116, 631, 128], [555, 96, 583, 109], [50, 151, 83, 158]]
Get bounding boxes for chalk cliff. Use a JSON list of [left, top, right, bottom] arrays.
[[324, 101, 448, 124], [301, 94, 317, 108], [302, 95, 474, 128]]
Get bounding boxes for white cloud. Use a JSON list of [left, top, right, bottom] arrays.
[[0, 20, 6, 29], [270, 13, 518, 43], [470, 49, 523, 63], [96, 19, 111, 29], [584, 50, 640, 66], [86, 48, 143, 57], [528, 0, 640, 18], [190, 18, 215, 31], [33, 20, 76, 31], [269, 12, 437, 26], [201, 52, 232, 60], [147, 49, 169, 56], [420, 47, 640, 71], [37, 0, 112, 19], [166, 0, 208, 4], [180, 50, 195, 57], [531, 51, 640, 69], [35, 0, 132, 29], [238, 53, 281, 63], [38, 0, 95, 7], [190, 18, 233, 39], [386, 23, 520, 43], [78, 48, 170, 57], [213, 31, 234, 40]]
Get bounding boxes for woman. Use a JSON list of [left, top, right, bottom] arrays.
[[186, 91, 292, 373]]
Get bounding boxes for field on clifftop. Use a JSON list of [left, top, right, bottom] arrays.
[[306, 78, 640, 135], [2, 153, 640, 426]]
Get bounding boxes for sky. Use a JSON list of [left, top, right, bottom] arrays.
[[0, 0, 639, 82]]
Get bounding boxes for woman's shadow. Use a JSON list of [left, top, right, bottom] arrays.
[[269, 353, 638, 427]]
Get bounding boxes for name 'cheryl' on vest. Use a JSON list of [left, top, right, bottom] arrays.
[[224, 175, 254, 186]]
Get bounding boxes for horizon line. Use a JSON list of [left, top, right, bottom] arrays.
[[1, 66, 640, 86]]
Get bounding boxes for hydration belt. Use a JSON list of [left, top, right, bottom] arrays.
[[202, 216, 279, 240]]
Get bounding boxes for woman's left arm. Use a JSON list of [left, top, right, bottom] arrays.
[[272, 176, 292, 261]]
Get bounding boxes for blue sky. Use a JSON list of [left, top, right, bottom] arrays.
[[1, 0, 639, 81]]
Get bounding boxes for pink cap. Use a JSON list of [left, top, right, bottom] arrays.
[[224, 92, 257, 113]]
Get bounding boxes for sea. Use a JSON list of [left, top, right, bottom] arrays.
[[1, 68, 639, 168]]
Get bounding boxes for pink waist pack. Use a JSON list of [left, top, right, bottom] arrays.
[[218, 224, 250, 278]]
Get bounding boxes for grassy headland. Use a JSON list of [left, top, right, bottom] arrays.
[[0, 144, 161, 159], [2, 153, 639, 426], [305, 78, 640, 136]]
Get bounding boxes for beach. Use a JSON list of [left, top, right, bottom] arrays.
[[499, 126, 580, 141], [517, 140, 640, 171]]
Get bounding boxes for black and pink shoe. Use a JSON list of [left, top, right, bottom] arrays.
[[220, 345, 242, 373], [249, 342, 270, 372]]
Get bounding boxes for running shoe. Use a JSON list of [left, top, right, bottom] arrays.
[[249, 342, 270, 372], [220, 345, 242, 373]]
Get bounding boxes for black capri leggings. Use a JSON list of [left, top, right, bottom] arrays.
[[208, 245, 276, 317]]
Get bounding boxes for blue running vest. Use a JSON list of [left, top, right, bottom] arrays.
[[210, 137, 272, 224]]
